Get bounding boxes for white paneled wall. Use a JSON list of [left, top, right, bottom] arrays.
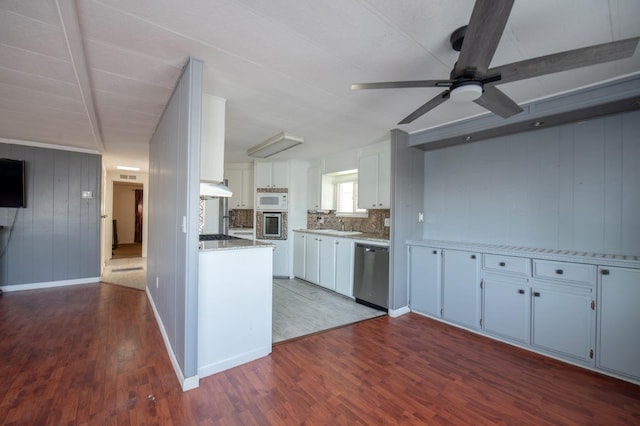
[[423, 110, 640, 256]]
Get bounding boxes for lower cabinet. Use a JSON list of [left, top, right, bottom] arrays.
[[318, 237, 336, 290], [294, 232, 357, 298], [335, 238, 354, 297], [597, 267, 640, 381], [305, 235, 320, 283], [409, 245, 441, 317], [442, 249, 480, 329], [482, 277, 530, 344], [293, 232, 306, 278], [260, 239, 289, 277], [530, 283, 595, 364], [408, 242, 638, 384]]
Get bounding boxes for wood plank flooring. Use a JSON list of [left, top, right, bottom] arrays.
[[1, 283, 639, 425]]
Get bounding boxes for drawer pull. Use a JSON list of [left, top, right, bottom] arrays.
[[555, 269, 564, 275], [533, 292, 541, 297], [601, 269, 610, 275], [432, 250, 437, 255], [518, 289, 525, 294], [499, 262, 506, 267], [471, 255, 476, 259]]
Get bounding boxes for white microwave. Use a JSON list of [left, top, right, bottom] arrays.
[[256, 192, 288, 210]]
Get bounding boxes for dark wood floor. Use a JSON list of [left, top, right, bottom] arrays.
[[1, 283, 639, 425]]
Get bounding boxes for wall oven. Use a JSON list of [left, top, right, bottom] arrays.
[[262, 212, 283, 238]]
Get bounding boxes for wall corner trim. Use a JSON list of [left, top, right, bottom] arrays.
[[146, 287, 200, 392], [389, 306, 411, 318]]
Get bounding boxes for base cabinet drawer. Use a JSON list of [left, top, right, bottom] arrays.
[[483, 254, 530, 277], [533, 260, 596, 287]]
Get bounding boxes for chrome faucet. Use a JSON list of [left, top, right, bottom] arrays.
[[339, 219, 345, 231]]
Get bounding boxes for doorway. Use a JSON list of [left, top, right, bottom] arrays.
[[102, 181, 146, 290], [111, 182, 143, 258]]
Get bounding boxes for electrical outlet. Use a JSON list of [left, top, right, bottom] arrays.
[[418, 212, 424, 223], [317, 216, 324, 224], [384, 218, 390, 227], [156, 277, 159, 289]]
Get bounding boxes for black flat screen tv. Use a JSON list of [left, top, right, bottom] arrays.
[[0, 158, 26, 208]]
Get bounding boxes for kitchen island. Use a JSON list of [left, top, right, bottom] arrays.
[[198, 238, 273, 378]]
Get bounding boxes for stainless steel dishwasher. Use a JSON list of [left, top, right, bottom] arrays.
[[353, 243, 389, 311]]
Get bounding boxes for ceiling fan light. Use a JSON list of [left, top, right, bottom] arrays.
[[450, 83, 483, 103]]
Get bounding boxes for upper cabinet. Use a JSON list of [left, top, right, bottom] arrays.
[[358, 145, 390, 209], [255, 161, 289, 189], [307, 165, 321, 210], [200, 94, 226, 182], [225, 164, 254, 209]]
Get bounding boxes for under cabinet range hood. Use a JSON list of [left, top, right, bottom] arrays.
[[200, 180, 232, 199]]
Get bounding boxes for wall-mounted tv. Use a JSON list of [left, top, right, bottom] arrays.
[[0, 158, 26, 208]]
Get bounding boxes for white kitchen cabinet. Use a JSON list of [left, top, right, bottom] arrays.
[[357, 148, 390, 209], [482, 277, 531, 343], [318, 237, 336, 290], [304, 234, 320, 284], [255, 161, 289, 189], [597, 267, 640, 380], [226, 168, 254, 209], [334, 237, 354, 297], [409, 245, 441, 317], [531, 284, 594, 364], [293, 232, 306, 279], [530, 260, 596, 364], [259, 239, 289, 277], [442, 249, 480, 329], [481, 254, 531, 343], [307, 166, 321, 210]]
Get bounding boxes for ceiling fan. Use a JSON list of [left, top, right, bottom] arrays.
[[351, 0, 639, 124]]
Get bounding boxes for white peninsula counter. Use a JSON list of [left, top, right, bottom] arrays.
[[198, 239, 273, 378]]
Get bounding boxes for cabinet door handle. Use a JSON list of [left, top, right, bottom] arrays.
[[533, 291, 541, 297], [555, 269, 564, 275], [518, 289, 525, 294], [432, 250, 437, 255], [601, 269, 610, 275], [471, 255, 476, 259], [499, 262, 506, 267]]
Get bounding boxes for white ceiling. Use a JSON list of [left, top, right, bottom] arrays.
[[1, 0, 639, 172]]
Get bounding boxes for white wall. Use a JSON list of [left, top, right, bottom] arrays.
[[423, 110, 640, 256]]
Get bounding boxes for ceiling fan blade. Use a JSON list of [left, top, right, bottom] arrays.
[[488, 37, 640, 85], [351, 80, 453, 90], [474, 85, 522, 118], [398, 90, 450, 124], [455, 0, 515, 78]]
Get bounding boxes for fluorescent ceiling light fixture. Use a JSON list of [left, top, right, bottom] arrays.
[[116, 165, 140, 171], [248, 132, 303, 158]]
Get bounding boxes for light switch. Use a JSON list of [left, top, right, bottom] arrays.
[[418, 212, 424, 223], [81, 190, 93, 199]]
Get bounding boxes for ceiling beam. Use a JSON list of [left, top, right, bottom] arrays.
[[55, 0, 104, 152]]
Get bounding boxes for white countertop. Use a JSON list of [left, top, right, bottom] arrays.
[[407, 239, 640, 269], [199, 238, 273, 252], [294, 228, 389, 245]]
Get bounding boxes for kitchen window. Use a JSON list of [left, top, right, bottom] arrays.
[[334, 173, 367, 217]]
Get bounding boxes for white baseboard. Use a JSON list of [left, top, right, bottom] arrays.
[[145, 287, 200, 392], [198, 346, 272, 379], [0, 277, 100, 292], [388, 305, 410, 318]]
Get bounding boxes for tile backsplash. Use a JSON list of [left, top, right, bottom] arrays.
[[306, 209, 390, 238], [230, 209, 253, 228]]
